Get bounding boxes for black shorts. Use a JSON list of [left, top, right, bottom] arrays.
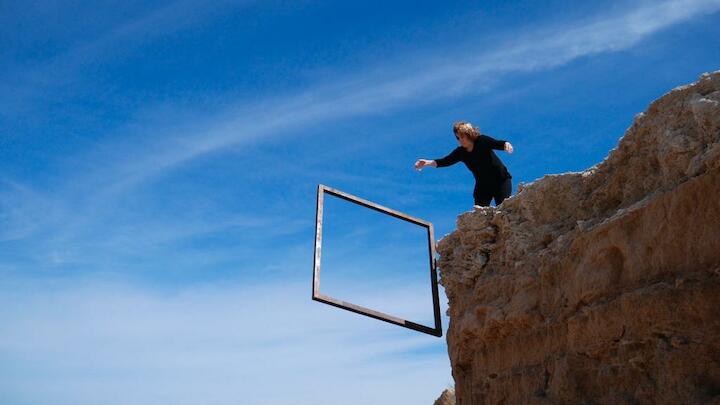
[[473, 178, 512, 206]]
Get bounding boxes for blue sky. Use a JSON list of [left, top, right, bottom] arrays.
[[1, 0, 719, 403]]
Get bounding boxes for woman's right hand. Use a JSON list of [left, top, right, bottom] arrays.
[[414, 159, 435, 171]]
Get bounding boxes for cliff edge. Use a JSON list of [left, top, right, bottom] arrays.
[[437, 71, 720, 404]]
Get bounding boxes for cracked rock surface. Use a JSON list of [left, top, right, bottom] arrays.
[[437, 71, 720, 404]]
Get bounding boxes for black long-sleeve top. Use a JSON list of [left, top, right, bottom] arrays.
[[433, 134, 512, 189]]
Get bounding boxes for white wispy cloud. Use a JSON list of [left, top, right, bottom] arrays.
[[0, 179, 59, 242], [4, 0, 718, 268], [82, 0, 720, 189], [0, 277, 451, 405]]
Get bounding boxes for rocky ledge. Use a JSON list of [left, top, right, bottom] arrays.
[[437, 71, 720, 404]]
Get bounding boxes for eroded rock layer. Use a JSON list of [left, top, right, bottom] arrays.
[[437, 71, 720, 404]]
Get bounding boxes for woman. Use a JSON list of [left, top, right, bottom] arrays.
[[415, 121, 514, 207]]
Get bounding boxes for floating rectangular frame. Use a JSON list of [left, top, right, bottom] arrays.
[[312, 184, 442, 337]]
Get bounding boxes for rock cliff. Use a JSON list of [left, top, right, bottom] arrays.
[[434, 388, 457, 405], [437, 71, 720, 404]]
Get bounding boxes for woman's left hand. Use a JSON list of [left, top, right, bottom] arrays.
[[504, 142, 514, 154]]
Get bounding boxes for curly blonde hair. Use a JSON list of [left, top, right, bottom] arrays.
[[453, 121, 480, 141]]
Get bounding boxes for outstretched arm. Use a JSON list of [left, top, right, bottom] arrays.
[[415, 147, 462, 171], [433, 148, 463, 167], [478, 134, 514, 153]]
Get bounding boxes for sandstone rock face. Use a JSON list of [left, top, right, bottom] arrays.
[[437, 71, 720, 404], [434, 388, 457, 405]]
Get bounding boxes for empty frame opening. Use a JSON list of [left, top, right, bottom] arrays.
[[312, 185, 441, 337]]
